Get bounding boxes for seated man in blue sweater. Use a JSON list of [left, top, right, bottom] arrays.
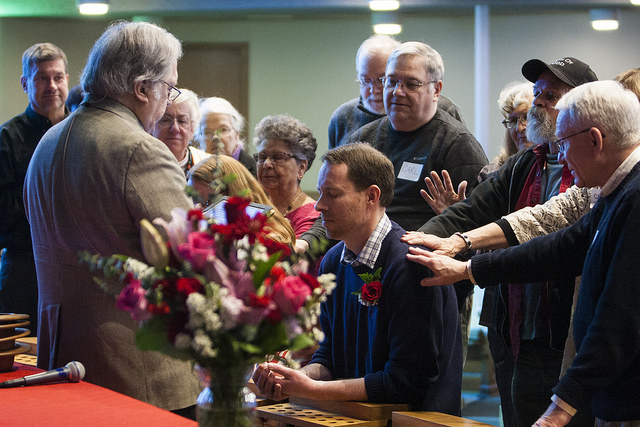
[[252, 142, 462, 413], [407, 80, 640, 425]]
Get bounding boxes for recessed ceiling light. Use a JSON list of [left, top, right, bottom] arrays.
[[369, 1, 400, 11], [77, 0, 109, 15]]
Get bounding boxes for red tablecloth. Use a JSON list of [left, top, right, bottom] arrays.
[[0, 363, 197, 426]]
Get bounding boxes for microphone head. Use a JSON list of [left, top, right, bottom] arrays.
[[65, 361, 86, 382]]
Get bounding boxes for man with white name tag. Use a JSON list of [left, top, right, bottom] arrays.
[[345, 42, 487, 361], [346, 41, 487, 233]]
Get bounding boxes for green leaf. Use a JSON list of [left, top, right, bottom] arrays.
[[287, 334, 315, 352], [252, 251, 282, 288], [358, 267, 381, 284], [255, 322, 289, 354]]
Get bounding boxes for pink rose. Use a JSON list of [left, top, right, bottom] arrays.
[[271, 276, 312, 315], [177, 231, 217, 272], [116, 278, 151, 322]]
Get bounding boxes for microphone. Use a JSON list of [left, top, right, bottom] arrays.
[[0, 361, 85, 388]]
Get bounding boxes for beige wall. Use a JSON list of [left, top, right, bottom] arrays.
[[1, 10, 639, 191]]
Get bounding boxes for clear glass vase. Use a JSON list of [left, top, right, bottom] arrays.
[[196, 365, 257, 427]]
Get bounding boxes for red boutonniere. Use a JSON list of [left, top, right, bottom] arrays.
[[352, 267, 382, 306]]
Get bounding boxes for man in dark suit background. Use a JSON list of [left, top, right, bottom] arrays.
[[0, 43, 68, 329]]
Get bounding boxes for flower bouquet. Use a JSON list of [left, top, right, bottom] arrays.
[[80, 196, 335, 426]]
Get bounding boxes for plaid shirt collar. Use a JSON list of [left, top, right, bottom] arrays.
[[341, 214, 392, 269]]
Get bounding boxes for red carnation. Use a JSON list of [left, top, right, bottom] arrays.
[[225, 196, 251, 224], [176, 277, 204, 296]]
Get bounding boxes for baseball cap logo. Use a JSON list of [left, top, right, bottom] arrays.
[[551, 58, 574, 67]]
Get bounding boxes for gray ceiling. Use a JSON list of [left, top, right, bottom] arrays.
[[2, 0, 638, 19]]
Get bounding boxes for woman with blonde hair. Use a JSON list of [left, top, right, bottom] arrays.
[[187, 155, 296, 247]]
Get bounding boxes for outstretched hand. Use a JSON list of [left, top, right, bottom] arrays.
[[406, 246, 469, 287], [401, 232, 460, 257], [421, 170, 467, 215]]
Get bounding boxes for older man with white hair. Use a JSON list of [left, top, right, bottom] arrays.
[[407, 80, 640, 426], [328, 35, 464, 150], [24, 21, 200, 416]]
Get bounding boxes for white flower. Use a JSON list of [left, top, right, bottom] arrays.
[[317, 273, 337, 294], [312, 326, 325, 343], [203, 310, 223, 332], [124, 258, 152, 276], [186, 292, 207, 313], [186, 293, 207, 329], [251, 244, 269, 263], [192, 330, 218, 358], [219, 293, 244, 330]]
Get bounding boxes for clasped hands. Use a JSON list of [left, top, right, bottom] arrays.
[[252, 362, 314, 401]]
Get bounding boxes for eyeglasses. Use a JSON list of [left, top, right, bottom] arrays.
[[157, 115, 192, 129], [202, 128, 234, 141], [380, 77, 437, 93], [502, 116, 528, 129], [552, 128, 603, 153], [253, 151, 301, 164], [162, 81, 181, 102], [355, 77, 384, 89]]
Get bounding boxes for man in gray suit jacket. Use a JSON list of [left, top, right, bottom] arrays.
[[23, 21, 200, 414]]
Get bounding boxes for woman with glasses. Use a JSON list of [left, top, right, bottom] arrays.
[[152, 88, 210, 174], [489, 81, 535, 174], [197, 97, 257, 177], [253, 114, 320, 238]]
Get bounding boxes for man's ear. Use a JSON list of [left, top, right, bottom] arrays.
[[590, 127, 604, 153], [366, 185, 381, 205], [133, 80, 149, 103], [21, 76, 28, 93], [433, 80, 443, 100]]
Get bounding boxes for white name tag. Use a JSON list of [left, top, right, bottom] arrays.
[[398, 161, 423, 182]]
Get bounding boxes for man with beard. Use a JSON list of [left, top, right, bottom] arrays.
[[410, 57, 597, 427]]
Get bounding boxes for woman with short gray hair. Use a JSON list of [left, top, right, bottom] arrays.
[[198, 97, 256, 176], [253, 114, 319, 238]]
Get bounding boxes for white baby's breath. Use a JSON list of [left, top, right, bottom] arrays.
[[192, 330, 218, 358]]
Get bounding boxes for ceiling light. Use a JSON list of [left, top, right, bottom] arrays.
[[372, 11, 402, 35], [590, 8, 620, 31], [77, 0, 109, 15], [369, 1, 400, 11]]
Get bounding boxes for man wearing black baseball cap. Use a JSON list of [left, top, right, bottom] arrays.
[[412, 56, 597, 427], [523, 57, 598, 147]]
